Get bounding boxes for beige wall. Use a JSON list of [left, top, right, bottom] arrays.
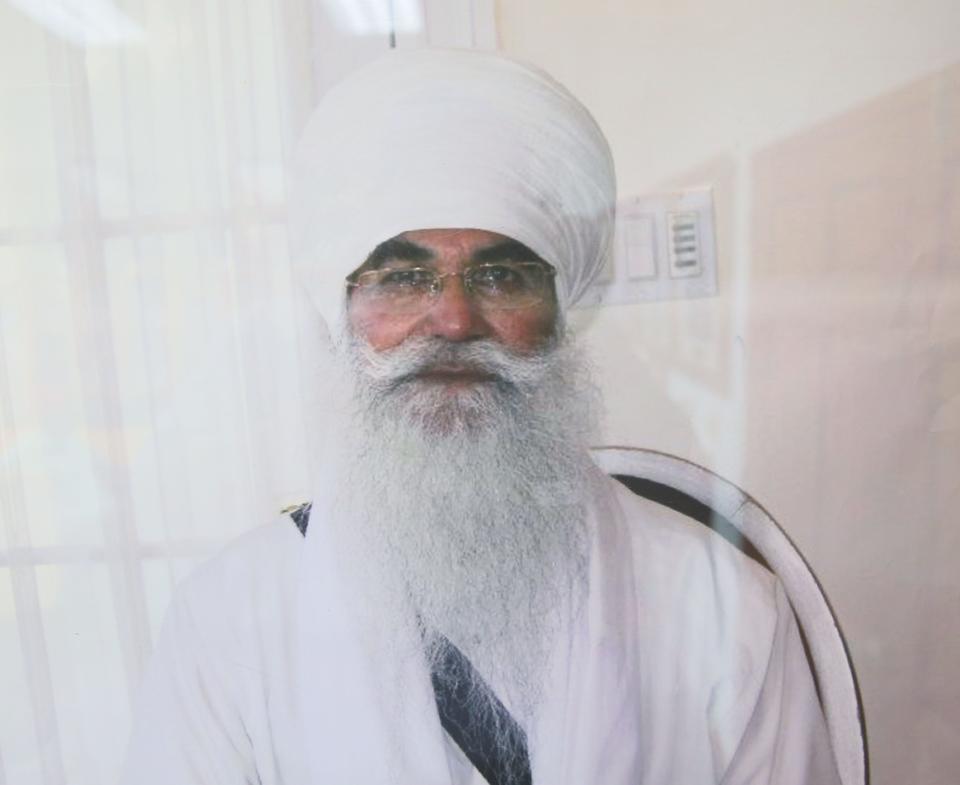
[[498, 2, 960, 783]]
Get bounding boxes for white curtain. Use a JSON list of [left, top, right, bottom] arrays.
[[0, 1, 414, 781]]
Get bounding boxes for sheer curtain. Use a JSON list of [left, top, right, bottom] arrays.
[[0, 0, 496, 781]]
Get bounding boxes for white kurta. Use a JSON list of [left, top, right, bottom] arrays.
[[120, 471, 841, 784]]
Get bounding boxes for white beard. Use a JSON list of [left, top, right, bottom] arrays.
[[329, 329, 600, 731]]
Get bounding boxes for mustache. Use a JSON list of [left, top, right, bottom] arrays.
[[350, 337, 555, 392]]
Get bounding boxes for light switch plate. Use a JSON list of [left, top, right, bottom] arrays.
[[576, 187, 718, 307]]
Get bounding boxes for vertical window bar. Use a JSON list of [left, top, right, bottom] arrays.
[[114, 0, 181, 583], [215, 0, 273, 516], [0, 285, 65, 785], [43, 30, 153, 707]]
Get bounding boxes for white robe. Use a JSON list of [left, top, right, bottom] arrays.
[[120, 470, 841, 784]]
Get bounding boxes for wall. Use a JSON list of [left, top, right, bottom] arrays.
[[497, 2, 960, 783]]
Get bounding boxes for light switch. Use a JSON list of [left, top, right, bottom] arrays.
[[623, 213, 657, 280], [667, 212, 702, 278]]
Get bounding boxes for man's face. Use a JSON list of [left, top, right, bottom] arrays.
[[338, 232, 592, 715], [347, 228, 559, 367]]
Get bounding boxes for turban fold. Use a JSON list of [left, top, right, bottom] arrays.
[[290, 48, 617, 329]]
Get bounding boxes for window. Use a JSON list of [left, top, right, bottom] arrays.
[[0, 1, 493, 781]]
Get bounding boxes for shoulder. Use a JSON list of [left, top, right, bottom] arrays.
[[600, 473, 782, 682], [604, 473, 777, 604], [166, 516, 304, 670], [180, 515, 304, 599], [593, 475, 835, 781], [599, 476, 793, 765]]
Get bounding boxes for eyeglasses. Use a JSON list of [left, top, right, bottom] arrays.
[[346, 262, 557, 314]]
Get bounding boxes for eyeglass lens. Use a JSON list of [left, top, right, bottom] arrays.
[[351, 263, 552, 312]]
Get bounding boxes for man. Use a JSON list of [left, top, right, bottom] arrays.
[[121, 50, 841, 784]]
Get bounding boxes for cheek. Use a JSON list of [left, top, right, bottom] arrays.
[[489, 304, 558, 350], [348, 305, 415, 351]]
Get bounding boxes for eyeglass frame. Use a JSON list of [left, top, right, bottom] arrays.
[[344, 260, 558, 313]]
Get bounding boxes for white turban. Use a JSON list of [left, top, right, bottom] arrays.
[[289, 48, 617, 331]]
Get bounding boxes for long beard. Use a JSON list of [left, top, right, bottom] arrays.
[[332, 330, 600, 726]]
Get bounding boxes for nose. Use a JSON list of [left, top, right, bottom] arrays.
[[420, 274, 490, 342]]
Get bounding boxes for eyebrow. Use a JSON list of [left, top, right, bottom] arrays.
[[357, 236, 549, 275], [471, 240, 547, 265], [361, 238, 434, 271]]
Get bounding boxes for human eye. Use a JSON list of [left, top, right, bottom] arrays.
[[377, 267, 434, 291], [469, 263, 535, 294], [471, 263, 520, 287]]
